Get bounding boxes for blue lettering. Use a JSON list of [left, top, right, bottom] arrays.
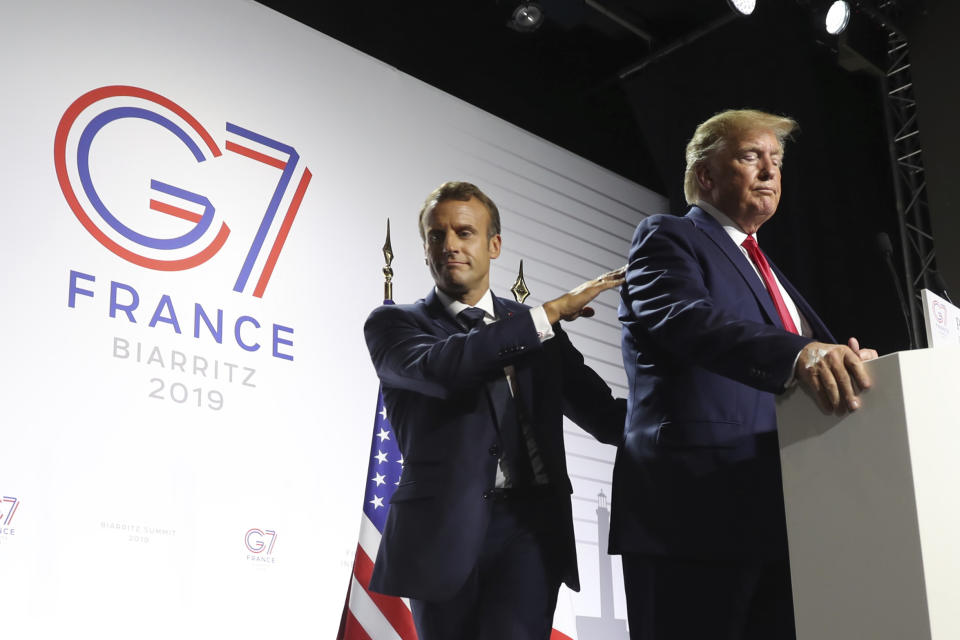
[[148, 295, 181, 333], [235, 315, 260, 352], [273, 324, 294, 361], [110, 281, 139, 321], [70, 270, 294, 360], [68, 270, 95, 308], [194, 304, 223, 343]]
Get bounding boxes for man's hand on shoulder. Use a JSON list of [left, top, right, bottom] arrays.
[[544, 266, 626, 325], [795, 338, 877, 415]]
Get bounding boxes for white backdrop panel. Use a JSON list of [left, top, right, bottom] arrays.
[[0, 1, 666, 637]]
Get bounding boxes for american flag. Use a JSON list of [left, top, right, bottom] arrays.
[[338, 389, 418, 640]]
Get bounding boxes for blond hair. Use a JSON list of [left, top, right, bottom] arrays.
[[684, 109, 798, 204]]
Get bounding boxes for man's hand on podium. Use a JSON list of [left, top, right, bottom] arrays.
[[847, 336, 878, 362], [796, 337, 877, 415]]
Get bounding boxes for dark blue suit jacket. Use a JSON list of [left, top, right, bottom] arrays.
[[610, 207, 833, 559], [364, 289, 625, 601]]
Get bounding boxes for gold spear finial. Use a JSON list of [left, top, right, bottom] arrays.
[[382, 219, 394, 302], [510, 259, 530, 303]]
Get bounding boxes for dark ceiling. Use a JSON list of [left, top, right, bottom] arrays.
[[259, 0, 928, 190], [259, 0, 938, 354]]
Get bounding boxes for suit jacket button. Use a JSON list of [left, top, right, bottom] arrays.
[[488, 445, 500, 456], [482, 491, 492, 500]]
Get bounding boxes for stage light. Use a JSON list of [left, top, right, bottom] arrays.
[[727, 0, 756, 16], [825, 1, 851, 35], [509, 3, 545, 32]]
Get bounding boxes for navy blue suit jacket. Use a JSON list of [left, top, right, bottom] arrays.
[[610, 207, 833, 559], [364, 289, 625, 601]]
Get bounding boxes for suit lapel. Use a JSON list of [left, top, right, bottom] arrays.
[[767, 261, 836, 342], [491, 294, 519, 323], [424, 289, 463, 335], [688, 207, 784, 330], [424, 289, 511, 451]]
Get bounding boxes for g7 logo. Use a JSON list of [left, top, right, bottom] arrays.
[[1, 497, 19, 526], [54, 85, 311, 298], [245, 528, 277, 554], [933, 299, 947, 327]]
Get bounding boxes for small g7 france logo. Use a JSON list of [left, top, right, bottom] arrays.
[[245, 528, 277, 554], [933, 299, 947, 327], [1, 497, 19, 526], [54, 85, 312, 298]]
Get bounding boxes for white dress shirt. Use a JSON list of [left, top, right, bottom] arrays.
[[697, 200, 811, 338], [434, 288, 555, 342]]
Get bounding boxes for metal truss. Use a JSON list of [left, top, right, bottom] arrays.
[[863, 0, 940, 347], [881, 35, 934, 346]]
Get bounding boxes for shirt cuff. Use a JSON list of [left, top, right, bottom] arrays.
[[530, 306, 555, 342], [784, 349, 803, 388]]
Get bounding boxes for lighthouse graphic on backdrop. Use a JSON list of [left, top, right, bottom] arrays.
[[576, 490, 629, 639]]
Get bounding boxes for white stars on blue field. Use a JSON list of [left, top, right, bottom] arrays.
[[363, 393, 404, 526]]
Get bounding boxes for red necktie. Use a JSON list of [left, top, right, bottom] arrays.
[[741, 236, 799, 334]]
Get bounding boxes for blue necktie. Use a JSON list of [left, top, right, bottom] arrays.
[[457, 307, 535, 487]]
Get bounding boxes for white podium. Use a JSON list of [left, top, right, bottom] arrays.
[[777, 347, 960, 640]]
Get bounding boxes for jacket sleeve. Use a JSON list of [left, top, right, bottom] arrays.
[[553, 323, 626, 446], [622, 216, 812, 393], [364, 303, 543, 399]]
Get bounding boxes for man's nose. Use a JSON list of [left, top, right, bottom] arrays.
[[442, 232, 460, 254], [758, 155, 777, 178], [763, 156, 780, 176]]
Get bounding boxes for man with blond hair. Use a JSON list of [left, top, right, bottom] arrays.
[[610, 110, 877, 639]]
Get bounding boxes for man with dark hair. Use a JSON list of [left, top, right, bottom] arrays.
[[611, 110, 877, 639], [364, 181, 627, 640], [417, 181, 502, 240]]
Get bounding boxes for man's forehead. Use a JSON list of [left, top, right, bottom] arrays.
[[729, 129, 782, 152], [425, 198, 488, 226], [425, 215, 479, 229]]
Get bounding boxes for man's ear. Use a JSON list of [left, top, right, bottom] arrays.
[[695, 163, 713, 193], [488, 234, 502, 260]]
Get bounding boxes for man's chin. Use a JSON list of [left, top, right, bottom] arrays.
[[754, 196, 779, 213], [436, 280, 468, 298], [746, 202, 778, 221]]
